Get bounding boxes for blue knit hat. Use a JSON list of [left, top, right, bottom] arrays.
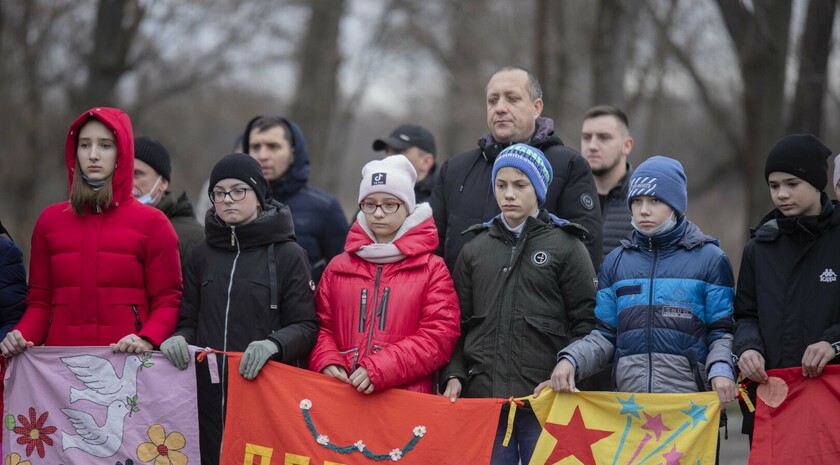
[[491, 144, 553, 206], [627, 156, 687, 216]]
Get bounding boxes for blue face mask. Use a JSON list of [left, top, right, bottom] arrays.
[[632, 211, 678, 237], [136, 176, 162, 205]]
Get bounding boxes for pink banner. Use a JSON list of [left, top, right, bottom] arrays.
[[3, 346, 200, 465]]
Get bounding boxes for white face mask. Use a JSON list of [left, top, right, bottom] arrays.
[[632, 212, 678, 237], [136, 175, 162, 205]]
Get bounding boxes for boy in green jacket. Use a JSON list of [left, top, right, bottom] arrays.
[[441, 143, 596, 465]]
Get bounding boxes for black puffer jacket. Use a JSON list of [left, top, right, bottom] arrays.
[[734, 194, 840, 370], [175, 199, 318, 360], [431, 117, 602, 271]]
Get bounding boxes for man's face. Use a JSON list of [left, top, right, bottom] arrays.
[[133, 159, 169, 206], [248, 125, 294, 182], [486, 70, 543, 144], [385, 146, 433, 181], [581, 115, 633, 176]]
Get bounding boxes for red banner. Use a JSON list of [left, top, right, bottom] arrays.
[[749, 365, 840, 465], [220, 354, 502, 465]]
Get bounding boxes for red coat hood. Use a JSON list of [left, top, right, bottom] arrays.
[[65, 107, 135, 205], [344, 203, 439, 257]]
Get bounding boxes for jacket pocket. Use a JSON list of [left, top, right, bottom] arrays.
[[522, 314, 567, 371], [615, 284, 642, 297]]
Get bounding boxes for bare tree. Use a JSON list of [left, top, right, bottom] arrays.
[[289, 0, 347, 187], [787, 0, 837, 135], [590, 0, 640, 108]]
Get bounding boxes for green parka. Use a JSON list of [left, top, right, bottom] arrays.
[[441, 210, 596, 398]]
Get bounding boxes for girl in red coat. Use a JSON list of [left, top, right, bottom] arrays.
[[309, 155, 460, 394], [0, 107, 182, 357]]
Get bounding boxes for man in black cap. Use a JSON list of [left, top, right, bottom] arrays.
[[373, 124, 438, 203], [133, 136, 204, 270]]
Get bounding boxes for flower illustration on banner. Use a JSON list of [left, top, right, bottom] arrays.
[[4, 452, 32, 465], [136, 424, 188, 465], [413, 426, 426, 437], [12, 407, 57, 458], [354, 440, 365, 452], [316, 435, 329, 445], [389, 448, 402, 461]]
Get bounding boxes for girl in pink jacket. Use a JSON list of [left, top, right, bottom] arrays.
[[309, 155, 460, 394]]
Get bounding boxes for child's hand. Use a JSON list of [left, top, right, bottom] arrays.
[[349, 366, 375, 394], [443, 378, 462, 403], [802, 341, 835, 378], [321, 364, 350, 383], [710, 377, 737, 404], [738, 349, 768, 383], [534, 359, 576, 397], [0, 330, 32, 358]]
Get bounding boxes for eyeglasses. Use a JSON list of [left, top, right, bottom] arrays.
[[359, 201, 402, 214], [210, 188, 252, 203]]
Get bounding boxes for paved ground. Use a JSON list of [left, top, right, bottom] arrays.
[[719, 403, 750, 465]]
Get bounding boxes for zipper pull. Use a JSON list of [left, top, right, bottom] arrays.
[[230, 225, 236, 247]]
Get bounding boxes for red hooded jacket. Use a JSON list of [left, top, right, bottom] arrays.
[[308, 204, 460, 393], [14, 107, 182, 346]]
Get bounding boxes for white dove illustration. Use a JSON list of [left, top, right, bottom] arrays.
[[61, 354, 143, 406], [61, 399, 130, 458]]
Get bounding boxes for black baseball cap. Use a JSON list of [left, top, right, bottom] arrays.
[[372, 124, 436, 156]]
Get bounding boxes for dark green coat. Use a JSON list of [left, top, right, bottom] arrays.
[[442, 211, 596, 398]]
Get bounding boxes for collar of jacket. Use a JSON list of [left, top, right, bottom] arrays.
[[205, 198, 296, 250], [156, 191, 196, 220], [607, 163, 634, 199], [476, 116, 565, 162], [623, 217, 717, 251], [754, 192, 838, 241]]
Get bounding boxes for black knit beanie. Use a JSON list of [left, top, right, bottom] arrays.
[[208, 153, 268, 209], [134, 136, 172, 182], [765, 134, 831, 190]]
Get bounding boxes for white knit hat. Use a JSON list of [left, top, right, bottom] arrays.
[[358, 155, 417, 213]]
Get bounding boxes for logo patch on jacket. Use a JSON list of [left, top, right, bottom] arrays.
[[661, 306, 692, 319], [372, 173, 387, 185], [820, 269, 837, 283], [532, 251, 550, 266], [580, 193, 595, 210]]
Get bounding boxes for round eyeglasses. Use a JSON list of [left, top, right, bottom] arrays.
[[210, 188, 252, 203], [359, 201, 403, 214]]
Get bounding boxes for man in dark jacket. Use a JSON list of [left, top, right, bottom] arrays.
[[243, 116, 349, 284], [431, 66, 602, 271], [0, 219, 25, 339], [581, 105, 634, 263], [133, 136, 204, 270], [373, 124, 438, 203]]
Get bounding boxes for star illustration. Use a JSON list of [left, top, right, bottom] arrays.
[[543, 406, 613, 465], [662, 444, 683, 465], [681, 401, 708, 429], [617, 394, 644, 419], [641, 412, 670, 441]]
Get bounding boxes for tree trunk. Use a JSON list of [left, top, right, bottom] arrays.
[[590, 0, 637, 108], [716, 0, 792, 227], [77, 0, 143, 111], [289, 0, 346, 188], [786, 0, 836, 135]]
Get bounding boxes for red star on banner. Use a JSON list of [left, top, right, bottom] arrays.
[[542, 405, 614, 465]]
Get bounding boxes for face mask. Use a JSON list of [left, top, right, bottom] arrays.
[[632, 211, 678, 237], [136, 176, 162, 205]]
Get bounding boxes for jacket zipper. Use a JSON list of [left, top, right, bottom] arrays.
[[378, 287, 391, 330], [646, 235, 657, 393], [363, 265, 384, 361], [340, 348, 361, 372], [221, 225, 240, 424], [358, 289, 368, 332]]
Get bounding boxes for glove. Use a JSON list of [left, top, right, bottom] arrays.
[[160, 335, 190, 370], [240, 339, 279, 380]]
